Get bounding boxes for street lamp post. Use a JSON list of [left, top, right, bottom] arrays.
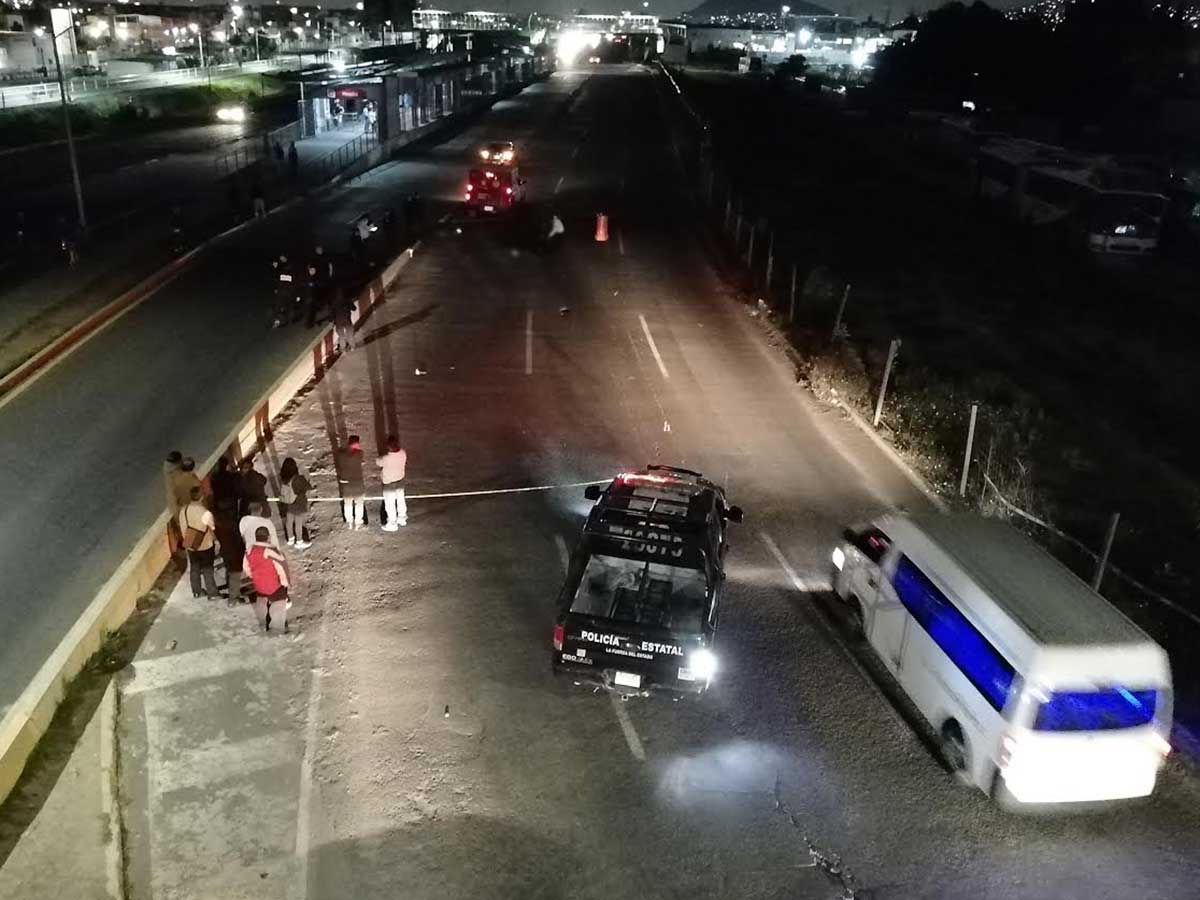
[[38, 22, 87, 233], [248, 26, 260, 60], [189, 23, 208, 89]]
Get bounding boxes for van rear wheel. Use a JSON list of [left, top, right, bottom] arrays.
[[940, 721, 968, 775], [845, 595, 865, 640]]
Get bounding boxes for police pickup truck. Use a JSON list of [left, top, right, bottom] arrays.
[[552, 466, 743, 696]]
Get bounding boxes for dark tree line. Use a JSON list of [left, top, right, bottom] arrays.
[[872, 0, 1199, 141]]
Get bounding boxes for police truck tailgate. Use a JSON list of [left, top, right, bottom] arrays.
[[556, 614, 705, 693]]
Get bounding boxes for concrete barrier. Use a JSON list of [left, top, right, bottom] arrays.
[[0, 242, 415, 808]]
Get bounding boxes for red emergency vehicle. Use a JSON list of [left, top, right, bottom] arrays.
[[464, 167, 526, 215]]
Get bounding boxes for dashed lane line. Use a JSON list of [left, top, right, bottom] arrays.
[[525, 308, 534, 375], [617, 229, 625, 256], [555, 175, 565, 194], [638, 313, 670, 380], [610, 694, 647, 761]]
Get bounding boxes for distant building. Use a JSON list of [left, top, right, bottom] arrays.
[[411, 9, 517, 32], [568, 12, 659, 34]]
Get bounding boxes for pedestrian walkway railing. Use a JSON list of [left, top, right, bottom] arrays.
[[212, 119, 303, 179], [304, 129, 380, 184]]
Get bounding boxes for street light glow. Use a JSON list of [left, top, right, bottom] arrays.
[[231, 4, 243, 17]]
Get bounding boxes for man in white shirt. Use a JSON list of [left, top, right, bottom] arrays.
[[376, 435, 408, 531], [239, 501, 281, 550]]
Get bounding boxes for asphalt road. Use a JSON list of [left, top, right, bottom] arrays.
[[0, 75, 574, 720]]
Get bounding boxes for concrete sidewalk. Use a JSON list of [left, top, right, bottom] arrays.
[[0, 674, 123, 900]]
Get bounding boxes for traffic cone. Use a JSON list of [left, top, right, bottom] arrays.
[[595, 213, 609, 242]]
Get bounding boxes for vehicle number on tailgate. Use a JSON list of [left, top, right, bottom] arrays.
[[614, 671, 641, 689]]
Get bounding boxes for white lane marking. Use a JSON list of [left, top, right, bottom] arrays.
[[617, 229, 625, 256], [125, 645, 252, 695], [610, 693, 647, 761], [554, 534, 570, 572], [759, 531, 818, 593], [525, 308, 534, 375], [156, 731, 295, 794], [638, 313, 669, 380], [555, 175, 565, 194], [838, 400, 947, 512], [572, 145, 580, 159], [759, 530, 910, 731]]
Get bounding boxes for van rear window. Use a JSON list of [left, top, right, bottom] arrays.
[[1033, 688, 1158, 732]]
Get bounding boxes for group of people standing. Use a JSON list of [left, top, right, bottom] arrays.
[[165, 451, 315, 635], [334, 434, 408, 530], [163, 435, 409, 633], [271, 244, 354, 335]]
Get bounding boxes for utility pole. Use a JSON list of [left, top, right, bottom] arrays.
[[47, 22, 87, 233]]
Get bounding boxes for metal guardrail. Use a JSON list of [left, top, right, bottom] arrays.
[[304, 130, 380, 184], [0, 56, 297, 111], [212, 119, 304, 179]]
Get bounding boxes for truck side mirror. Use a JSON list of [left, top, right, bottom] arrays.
[[726, 506, 744, 524], [584, 485, 602, 501]]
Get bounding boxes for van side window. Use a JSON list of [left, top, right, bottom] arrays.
[[850, 527, 891, 564], [892, 555, 1017, 712]]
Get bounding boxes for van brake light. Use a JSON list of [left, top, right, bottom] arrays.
[[552, 624, 565, 651]]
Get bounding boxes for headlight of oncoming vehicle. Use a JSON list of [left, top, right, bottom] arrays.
[[216, 105, 246, 123], [679, 648, 718, 683], [831, 546, 846, 571]]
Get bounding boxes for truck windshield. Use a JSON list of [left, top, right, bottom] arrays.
[[1033, 687, 1159, 732], [570, 554, 707, 633]]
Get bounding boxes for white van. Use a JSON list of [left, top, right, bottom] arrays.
[[831, 512, 1173, 807]]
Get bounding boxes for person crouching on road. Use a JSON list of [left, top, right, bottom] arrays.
[[336, 434, 366, 529], [244, 527, 290, 634], [279, 457, 313, 548], [179, 486, 219, 600], [376, 435, 407, 531]]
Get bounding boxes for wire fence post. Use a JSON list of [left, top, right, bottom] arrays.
[[831, 283, 850, 342], [735, 199, 744, 250], [959, 402, 979, 496], [789, 264, 798, 324], [724, 193, 732, 232], [765, 231, 775, 291], [1092, 513, 1121, 592], [873, 338, 901, 428], [746, 223, 756, 270]]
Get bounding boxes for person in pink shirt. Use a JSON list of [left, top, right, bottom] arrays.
[[376, 434, 408, 531], [243, 527, 291, 634]]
